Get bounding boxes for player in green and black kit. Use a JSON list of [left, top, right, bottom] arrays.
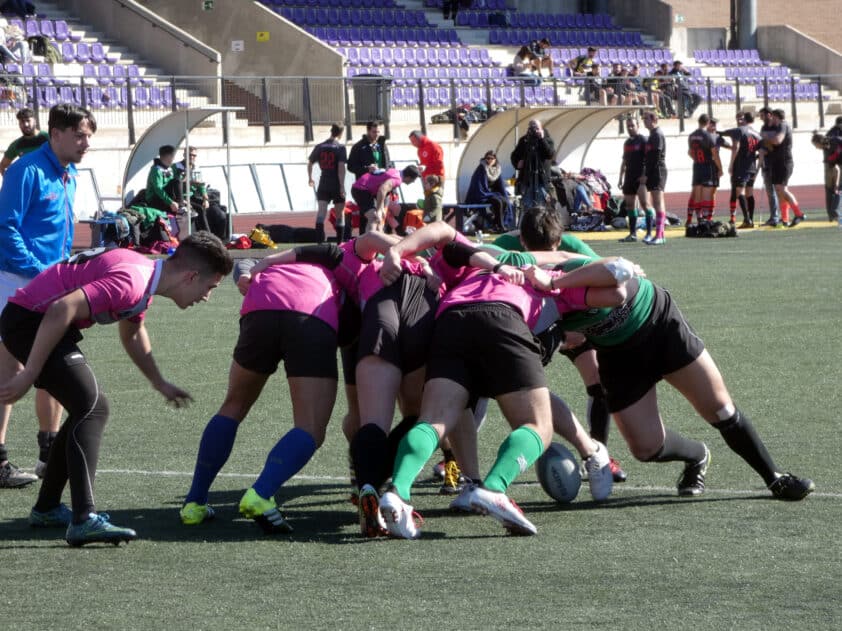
[[0, 108, 49, 176], [488, 215, 628, 482], [528, 254, 815, 500]]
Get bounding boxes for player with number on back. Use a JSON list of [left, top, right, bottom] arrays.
[[307, 123, 348, 244], [0, 234, 233, 546]]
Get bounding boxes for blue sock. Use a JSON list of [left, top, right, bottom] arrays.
[[184, 414, 240, 505], [251, 427, 318, 500]]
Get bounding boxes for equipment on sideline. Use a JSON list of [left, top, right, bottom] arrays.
[[535, 442, 582, 503]]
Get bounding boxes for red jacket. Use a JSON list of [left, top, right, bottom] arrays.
[[416, 136, 445, 178]]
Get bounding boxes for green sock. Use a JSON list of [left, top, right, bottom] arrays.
[[483, 426, 545, 493], [392, 422, 440, 501]]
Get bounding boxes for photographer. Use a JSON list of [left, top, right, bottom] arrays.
[[510, 119, 556, 209]]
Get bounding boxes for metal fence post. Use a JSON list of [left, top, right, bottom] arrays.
[[734, 77, 741, 116], [418, 78, 427, 136], [126, 83, 136, 146], [762, 75, 769, 110], [302, 77, 314, 143], [261, 77, 270, 144], [169, 76, 176, 112], [450, 78, 458, 140], [705, 76, 713, 118], [343, 77, 352, 141], [817, 77, 825, 128], [789, 76, 797, 129]]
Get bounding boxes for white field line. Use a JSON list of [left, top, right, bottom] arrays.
[[96, 468, 842, 499]]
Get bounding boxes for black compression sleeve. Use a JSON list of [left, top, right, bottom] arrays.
[[442, 241, 480, 268], [293, 244, 344, 269]]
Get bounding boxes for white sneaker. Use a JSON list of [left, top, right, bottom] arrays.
[[379, 491, 422, 540], [583, 440, 613, 501], [35, 459, 48, 479], [449, 483, 478, 513], [469, 486, 537, 536]]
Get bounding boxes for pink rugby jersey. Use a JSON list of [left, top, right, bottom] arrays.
[[428, 231, 476, 297], [9, 247, 161, 328], [241, 262, 342, 331], [332, 239, 370, 307], [437, 268, 589, 330], [357, 257, 427, 309], [351, 168, 401, 196]]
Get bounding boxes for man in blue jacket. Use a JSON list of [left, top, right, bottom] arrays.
[[0, 103, 96, 487]]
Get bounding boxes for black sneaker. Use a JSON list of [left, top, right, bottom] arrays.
[[677, 445, 710, 497], [789, 214, 805, 227], [768, 474, 815, 501]]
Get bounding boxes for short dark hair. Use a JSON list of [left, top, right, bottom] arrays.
[[402, 164, 421, 181], [47, 103, 97, 135], [519, 207, 563, 251], [330, 123, 343, 137], [587, 46, 597, 52], [698, 113, 710, 126], [772, 108, 786, 120], [742, 111, 754, 123], [16, 107, 35, 120], [365, 120, 382, 130], [758, 106, 771, 115], [158, 144, 176, 158], [168, 232, 233, 277]]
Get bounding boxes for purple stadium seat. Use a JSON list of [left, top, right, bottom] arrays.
[[75, 42, 91, 64], [39, 19, 54, 39], [96, 64, 112, 86], [90, 42, 106, 64], [358, 47, 372, 66], [25, 18, 39, 38], [40, 86, 58, 106], [370, 47, 383, 66], [58, 86, 77, 106], [60, 42, 74, 64], [35, 62, 52, 86]]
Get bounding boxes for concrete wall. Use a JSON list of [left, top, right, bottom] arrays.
[[758, 25, 842, 94], [609, 0, 673, 45], [56, 0, 220, 79], [664, 1, 842, 56], [136, 0, 344, 123]]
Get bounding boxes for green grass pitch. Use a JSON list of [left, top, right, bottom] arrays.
[[1, 225, 840, 629]]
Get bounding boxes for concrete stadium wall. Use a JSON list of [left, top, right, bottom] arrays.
[[660, 1, 842, 56], [758, 26, 842, 94], [609, 1, 673, 46], [55, 0, 221, 79], [136, 0, 345, 123]]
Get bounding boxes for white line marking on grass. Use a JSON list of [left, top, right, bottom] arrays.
[[97, 468, 842, 499]]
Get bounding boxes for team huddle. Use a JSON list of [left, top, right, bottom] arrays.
[[0, 208, 815, 545]]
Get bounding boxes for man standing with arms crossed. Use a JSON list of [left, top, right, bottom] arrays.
[[0, 103, 96, 487]]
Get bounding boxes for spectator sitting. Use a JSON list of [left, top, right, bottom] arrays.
[[0, 1, 36, 20], [608, 63, 636, 106], [528, 38, 553, 78], [668, 60, 701, 116], [585, 63, 614, 106], [173, 147, 229, 240], [144, 144, 181, 214], [465, 150, 513, 232], [568, 46, 597, 77], [0, 22, 29, 63], [510, 46, 540, 84]]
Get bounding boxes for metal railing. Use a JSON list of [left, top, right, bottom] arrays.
[[3, 72, 840, 147]]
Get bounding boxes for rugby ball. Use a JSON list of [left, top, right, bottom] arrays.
[[535, 442, 582, 503]]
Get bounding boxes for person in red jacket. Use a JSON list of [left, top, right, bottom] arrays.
[[409, 130, 445, 187]]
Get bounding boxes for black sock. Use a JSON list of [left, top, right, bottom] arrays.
[[351, 424, 389, 490], [747, 196, 755, 221], [645, 429, 707, 464], [0, 443, 7, 463], [712, 410, 778, 485], [586, 383, 609, 444], [386, 415, 418, 475], [442, 448, 455, 463], [37, 431, 57, 463], [628, 213, 638, 236], [335, 223, 345, 244], [315, 221, 325, 244]]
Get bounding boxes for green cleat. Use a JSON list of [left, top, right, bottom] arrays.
[[239, 488, 292, 535], [29, 503, 73, 528], [65, 513, 137, 547], [180, 502, 216, 525]]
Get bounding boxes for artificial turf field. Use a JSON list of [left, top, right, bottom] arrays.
[[1, 222, 840, 630]]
